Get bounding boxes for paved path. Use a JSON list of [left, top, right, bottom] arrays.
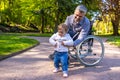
[[0, 37, 120, 80]]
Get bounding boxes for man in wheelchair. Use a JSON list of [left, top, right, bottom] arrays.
[[49, 4, 91, 60]]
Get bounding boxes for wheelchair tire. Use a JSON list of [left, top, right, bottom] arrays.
[[76, 35, 104, 66]]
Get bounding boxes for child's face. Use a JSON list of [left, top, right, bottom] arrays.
[[58, 26, 66, 36]]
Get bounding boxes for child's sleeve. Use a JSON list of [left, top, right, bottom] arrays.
[[63, 34, 73, 46], [49, 33, 57, 46]]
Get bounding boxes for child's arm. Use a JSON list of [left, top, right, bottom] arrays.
[[62, 34, 73, 46], [49, 33, 57, 46]]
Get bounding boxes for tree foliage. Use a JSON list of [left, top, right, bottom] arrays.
[[0, 0, 79, 33], [99, 0, 120, 35], [0, 0, 119, 35]]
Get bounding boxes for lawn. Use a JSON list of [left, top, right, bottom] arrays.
[[0, 33, 52, 57], [0, 33, 119, 60], [2, 33, 52, 37], [106, 36, 120, 47], [0, 34, 39, 57]]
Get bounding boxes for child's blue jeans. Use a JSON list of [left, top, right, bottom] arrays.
[[54, 51, 68, 73]]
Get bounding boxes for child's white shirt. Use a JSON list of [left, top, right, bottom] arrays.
[[49, 32, 73, 52]]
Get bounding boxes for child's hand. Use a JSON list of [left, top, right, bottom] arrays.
[[61, 41, 66, 46], [54, 43, 57, 48], [61, 41, 64, 45]]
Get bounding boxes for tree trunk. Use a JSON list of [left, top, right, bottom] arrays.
[[40, 9, 44, 33], [111, 19, 119, 36], [111, 1, 120, 36], [54, 12, 59, 33], [41, 16, 44, 33], [53, 1, 59, 33]]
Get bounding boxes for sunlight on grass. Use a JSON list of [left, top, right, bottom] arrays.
[[0, 34, 39, 56], [1, 33, 52, 37], [106, 36, 120, 47], [0, 33, 52, 57]]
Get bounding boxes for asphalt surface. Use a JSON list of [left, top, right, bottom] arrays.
[[0, 37, 120, 80]]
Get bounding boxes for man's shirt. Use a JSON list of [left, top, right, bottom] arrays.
[[65, 14, 90, 46]]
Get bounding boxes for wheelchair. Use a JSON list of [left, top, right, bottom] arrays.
[[69, 34, 104, 66], [69, 24, 104, 66]]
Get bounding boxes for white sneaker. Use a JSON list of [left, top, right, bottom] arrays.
[[53, 68, 59, 73], [63, 73, 68, 78]]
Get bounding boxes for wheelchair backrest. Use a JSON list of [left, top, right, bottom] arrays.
[[88, 20, 94, 35]]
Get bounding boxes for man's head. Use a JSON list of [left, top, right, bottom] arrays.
[[74, 5, 87, 22]]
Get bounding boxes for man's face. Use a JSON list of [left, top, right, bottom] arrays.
[[74, 10, 85, 22]]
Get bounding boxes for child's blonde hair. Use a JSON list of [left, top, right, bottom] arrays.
[[58, 23, 68, 33]]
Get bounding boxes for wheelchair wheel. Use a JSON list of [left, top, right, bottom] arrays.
[[76, 35, 104, 66]]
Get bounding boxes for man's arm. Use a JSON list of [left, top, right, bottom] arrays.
[[74, 19, 90, 46], [64, 16, 70, 27], [63, 34, 74, 46], [64, 15, 74, 27]]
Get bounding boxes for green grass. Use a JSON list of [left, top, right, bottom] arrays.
[[100, 35, 120, 47], [1, 33, 52, 37], [0, 32, 52, 58], [106, 36, 120, 47], [0, 34, 39, 56], [1, 33, 119, 59]]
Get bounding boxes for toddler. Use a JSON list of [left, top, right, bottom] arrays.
[[49, 23, 73, 77]]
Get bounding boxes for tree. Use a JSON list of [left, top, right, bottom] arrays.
[[50, 0, 76, 32], [99, 0, 120, 35]]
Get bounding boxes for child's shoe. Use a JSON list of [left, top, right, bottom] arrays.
[[53, 68, 59, 73], [63, 72, 68, 78]]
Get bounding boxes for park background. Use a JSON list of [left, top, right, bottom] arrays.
[[0, 0, 120, 58]]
